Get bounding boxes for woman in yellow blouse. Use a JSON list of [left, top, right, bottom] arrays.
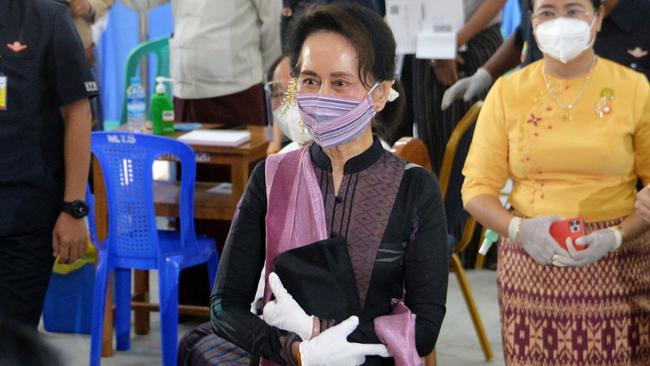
[[461, 0, 650, 364]]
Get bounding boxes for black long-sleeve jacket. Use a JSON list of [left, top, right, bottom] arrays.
[[211, 139, 448, 365]]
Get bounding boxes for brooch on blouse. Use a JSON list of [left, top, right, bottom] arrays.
[[595, 88, 614, 118]]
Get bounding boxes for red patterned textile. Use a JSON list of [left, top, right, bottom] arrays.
[[497, 218, 650, 366]]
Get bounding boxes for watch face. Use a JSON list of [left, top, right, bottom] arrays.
[[75, 205, 87, 216], [67, 200, 89, 218]]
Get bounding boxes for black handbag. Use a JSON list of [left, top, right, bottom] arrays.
[[272, 237, 395, 366], [271, 237, 362, 322]]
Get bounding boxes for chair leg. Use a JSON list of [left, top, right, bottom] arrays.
[[159, 258, 181, 366], [451, 253, 493, 361], [90, 253, 111, 366], [207, 250, 219, 292], [474, 227, 488, 269], [474, 254, 486, 269], [424, 349, 437, 366], [133, 270, 150, 335], [114, 268, 132, 351]]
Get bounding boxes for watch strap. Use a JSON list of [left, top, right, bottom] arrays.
[[62, 200, 89, 218]]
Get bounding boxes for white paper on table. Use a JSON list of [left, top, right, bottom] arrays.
[[207, 183, 232, 195], [415, 0, 465, 59], [178, 129, 251, 147], [385, 0, 424, 55]]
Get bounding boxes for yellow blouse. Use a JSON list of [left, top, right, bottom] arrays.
[[462, 58, 650, 222]]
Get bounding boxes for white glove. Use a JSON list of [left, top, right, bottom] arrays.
[[299, 316, 391, 366], [636, 185, 650, 223], [551, 228, 622, 267], [441, 68, 493, 110], [262, 272, 314, 341], [514, 216, 567, 265]]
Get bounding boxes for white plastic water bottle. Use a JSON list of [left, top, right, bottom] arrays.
[[126, 76, 146, 132]]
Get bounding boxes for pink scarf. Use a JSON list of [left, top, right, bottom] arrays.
[[262, 146, 421, 366], [264, 146, 328, 303]]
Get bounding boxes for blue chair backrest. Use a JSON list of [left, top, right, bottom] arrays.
[[91, 132, 197, 264], [86, 185, 98, 246]]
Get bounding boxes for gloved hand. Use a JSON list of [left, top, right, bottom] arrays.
[[262, 272, 314, 341], [551, 228, 622, 267], [441, 68, 493, 110], [299, 316, 391, 366], [514, 216, 565, 265]]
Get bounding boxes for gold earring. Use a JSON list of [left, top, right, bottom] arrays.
[[282, 78, 299, 114]]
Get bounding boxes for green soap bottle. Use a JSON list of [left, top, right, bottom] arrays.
[[151, 77, 175, 135]]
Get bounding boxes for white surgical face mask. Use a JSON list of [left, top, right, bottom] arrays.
[[273, 104, 312, 146], [534, 17, 596, 64]]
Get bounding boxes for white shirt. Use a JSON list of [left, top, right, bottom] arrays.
[[464, 0, 502, 26], [121, 0, 282, 99]]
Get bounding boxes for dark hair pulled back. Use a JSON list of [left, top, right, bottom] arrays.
[[286, 3, 406, 142]]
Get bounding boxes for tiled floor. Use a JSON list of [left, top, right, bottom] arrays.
[[43, 270, 504, 366]]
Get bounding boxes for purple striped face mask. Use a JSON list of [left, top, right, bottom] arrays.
[[297, 83, 380, 148]]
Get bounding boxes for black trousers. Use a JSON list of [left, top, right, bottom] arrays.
[[0, 228, 55, 329]]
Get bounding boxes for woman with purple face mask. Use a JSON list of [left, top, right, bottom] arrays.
[[210, 4, 449, 366], [461, 0, 650, 365]]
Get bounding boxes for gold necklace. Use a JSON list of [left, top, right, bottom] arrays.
[[542, 57, 597, 121]]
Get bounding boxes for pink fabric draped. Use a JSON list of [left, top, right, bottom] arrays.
[[264, 146, 328, 302], [374, 300, 423, 366], [261, 146, 327, 366]]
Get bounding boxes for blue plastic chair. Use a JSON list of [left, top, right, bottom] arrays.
[[89, 132, 219, 366], [86, 185, 97, 246]]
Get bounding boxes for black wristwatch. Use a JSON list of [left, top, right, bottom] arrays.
[[62, 200, 89, 219]]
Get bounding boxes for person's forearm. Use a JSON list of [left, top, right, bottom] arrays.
[[210, 161, 298, 364], [348, 306, 446, 356], [465, 194, 514, 238], [211, 298, 291, 364], [482, 34, 523, 79], [618, 213, 650, 242], [457, 0, 506, 47], [60, 98, 92, 201]]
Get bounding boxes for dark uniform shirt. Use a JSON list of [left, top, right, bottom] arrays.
[[516, 0, 650, 80], [0, 0, 96, 235]]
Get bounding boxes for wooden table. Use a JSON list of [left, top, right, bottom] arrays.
[[92, 124, 268, 357]]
